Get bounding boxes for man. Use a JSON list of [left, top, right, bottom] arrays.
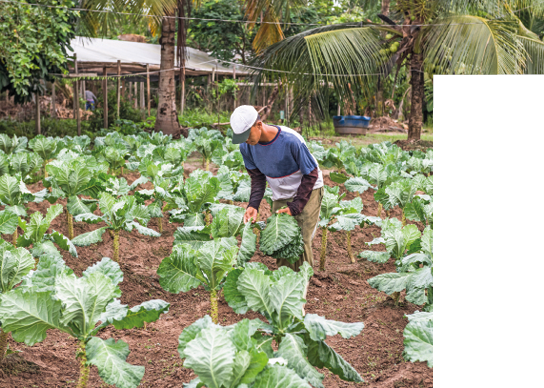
[[230, 105, 324, 272], [85, 89, 97, 111]]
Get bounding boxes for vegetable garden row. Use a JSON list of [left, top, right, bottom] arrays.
[[0, 130, 433, 387]]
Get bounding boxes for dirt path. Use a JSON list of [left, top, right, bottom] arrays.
[[0, 172, 432, 388]]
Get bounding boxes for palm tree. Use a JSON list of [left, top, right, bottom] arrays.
[[250, 0, 544, 140]]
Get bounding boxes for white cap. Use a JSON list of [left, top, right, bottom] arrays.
[[230, 105, 258, 144]]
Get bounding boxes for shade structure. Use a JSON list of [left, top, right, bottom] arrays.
[[67, 37, 248, 78]]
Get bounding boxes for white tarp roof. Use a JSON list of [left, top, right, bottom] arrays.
[[68, 37, 248, 75]]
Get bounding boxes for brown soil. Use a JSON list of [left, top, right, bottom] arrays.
[[0, 171, 432, 388], [393, 140, 433, 152]]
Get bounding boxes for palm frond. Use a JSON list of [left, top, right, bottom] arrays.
[[252, 9, 284, 53], [250, 23, 389, 118], [519, 36, 544, 73], [423, 15, 526, 74]]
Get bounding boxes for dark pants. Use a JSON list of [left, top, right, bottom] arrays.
[[86, 101, 95, 111]]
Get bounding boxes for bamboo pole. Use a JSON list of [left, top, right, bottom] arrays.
[[146, 64, 151, 116], [103, 66, 108, 129], [74, 54, 81, 136]]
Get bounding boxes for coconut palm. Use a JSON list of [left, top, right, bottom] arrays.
[[251, 0, 544, 140]]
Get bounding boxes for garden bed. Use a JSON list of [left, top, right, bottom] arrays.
[[0, 171, 432, 388]]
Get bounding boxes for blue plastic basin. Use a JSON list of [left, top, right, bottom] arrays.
[[332, 115, 371, 135]]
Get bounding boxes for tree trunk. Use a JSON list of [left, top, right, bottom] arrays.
[[0, 328, 9, 363], [77, 341, 90, 388], [210, 289, 219, 324], [155, 16, 186, 137], [408, 52, 424, 140]]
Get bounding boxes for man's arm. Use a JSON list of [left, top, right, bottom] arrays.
[[247, 168, 267, 210], [244, 168, 266, 223], [286, 167, 319, 216]]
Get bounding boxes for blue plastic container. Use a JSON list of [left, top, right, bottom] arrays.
[[332, 115, 371, 135]]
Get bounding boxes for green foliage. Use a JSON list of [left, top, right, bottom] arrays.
[[0, 0, 77, 101]]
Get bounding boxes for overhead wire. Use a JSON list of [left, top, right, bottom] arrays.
[[0, 0, 529, 28]]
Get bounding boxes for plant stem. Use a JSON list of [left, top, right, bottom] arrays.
[[205, 211, 211, 226], [253, 210, 260, 244], [377, 202, 383, 218], [346, 231, 355, 263], [43, 161, 48, 178], [210, 289, 219, 324], [77, 341, 90, 388], [67, 210, 74, 240], [320, 228, 328, 271], [113, 230, 120, 262], [158, 217, 163, 234], [12, 228, 17, 247], [386, 210, 391, 219], [401, 209, 406, 226], [0, 328, 9, 363], [206, 159, 210, 171], [120, 166, 124, 176]]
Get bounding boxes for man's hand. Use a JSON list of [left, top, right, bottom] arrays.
[[276, 207, 292, 216], [244, 206, 258, 223]]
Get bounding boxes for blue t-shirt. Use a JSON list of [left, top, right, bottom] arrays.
[[239, 126, 323, 201]]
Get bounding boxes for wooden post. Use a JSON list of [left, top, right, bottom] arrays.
[[74, 54, 81, 136], [180, 66, 186, 116], [116, 60, 121, 119], [35, 93, 41, 135], [146, 64, 151, 116], [140, 82, 145, 112], [81, 80, 86, 99], [233, 66, 237, 110], [51, 80, 56, 118], [134, 82, 138, 109], [337, 103, 341, 116], [103, 66, 108, 129], [128, 81, 132, 101]]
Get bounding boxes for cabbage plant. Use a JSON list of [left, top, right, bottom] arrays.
[[28, 135, 59, 178], [0, 256, 170, 388], [72, 192, 160, 262], [0, 134, 27, 155], [403, 311, 433, 367], [316, 186, 344, 271], [375, 179, 417, 225], [259, 213, 304, 264], [7, 152, 43, 182], [329, 197, 365, 264], [158, 238, 238, 324], [17, 204, 78, 261], [135, 178, 174, 233], [221, 262, 365, 387], [0, 243, 35, 362], [0, 174, 47, 219], [169, 170, 220, 227], [367, 226, 433, 307], [44, 158, 104, 239]]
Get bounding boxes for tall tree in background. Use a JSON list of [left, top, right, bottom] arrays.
[[0, 0, 77, 102], [251, 0, 544, 140]]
